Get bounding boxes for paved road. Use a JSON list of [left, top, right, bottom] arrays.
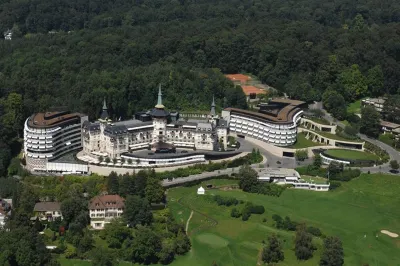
[[162, 138, 296, 187]]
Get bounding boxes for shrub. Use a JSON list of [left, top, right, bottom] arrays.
[[213, 195, 239, 206], [272, 214, 284, 229], [329, 181, 342, 190], [257, 182, 286, 197], [230, 208, 241, 218], [251, 205, 265, 214], [242, 211, 250, 221], [283, 216, 297, 231], [295, 149, 308, 161], [307, 226, 322, 237]]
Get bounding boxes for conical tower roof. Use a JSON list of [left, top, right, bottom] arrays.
[[155, 84, 165, 109], [100, 98, 109, 120], [151, 84, 169, 117], [210, 95, 216, 116]]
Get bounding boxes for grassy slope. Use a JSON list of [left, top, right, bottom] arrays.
[[288, 133, 324, 149], [317, 131, 364, 142], [347, 99, 362, 114], [324, 149, 379, 160], [168, 175, 400, 266]]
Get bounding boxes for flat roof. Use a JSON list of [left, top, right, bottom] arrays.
[[258, 168, 299, 177], [28, 111, 84, 129], [225, 74, 251, 83], [241, 86, 267, 96], [380, 120, 400, 129], [225, 98, 305, 123], [362, 98, 386, 104]]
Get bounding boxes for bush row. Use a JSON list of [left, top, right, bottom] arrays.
[[365, 141, 390, 163], [296, 165, 361, 181], [272, 214, 323, 237], [231, 202, 265, 221], [213, 195, 240, 206]]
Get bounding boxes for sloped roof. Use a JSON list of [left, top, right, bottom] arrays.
[[34, 202, 61, 212], [89, 195, 125, 210]]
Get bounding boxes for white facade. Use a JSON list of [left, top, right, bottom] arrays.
[[89, 195, 124, 229], [4, 29, 12, 40], [24, 112, 88, 171], [197, 186, 205, 195], [223, 110, 302, 147], [320, 153, 351, 165], [362, 98, 385, 113], [258, 168, 329, 191], [82, 92, 227, 161], [0, 213, 5, 227]]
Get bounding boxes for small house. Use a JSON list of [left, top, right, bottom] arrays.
[[197, 186, 205, 195]]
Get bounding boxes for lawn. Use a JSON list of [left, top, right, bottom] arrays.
[[306, 116, 330, 125], [316, 131, 364, 143], [168, 175, 400, 266], [287, 133, 324, 149], [378, 133, 400, 152], [347, 99, 363, 114], [324, 149, 379, 161]]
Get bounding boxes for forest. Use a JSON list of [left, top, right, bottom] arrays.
[[0, 0, 399, 172]]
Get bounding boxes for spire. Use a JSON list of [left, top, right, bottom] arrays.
[[155, 84, 165, 109], [100, 97, 109, 120], [102, 98, 107, 110], [210, 95, 216, 116]]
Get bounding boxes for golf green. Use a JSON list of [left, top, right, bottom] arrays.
[[196, 233, 229, 248], [168, 175, 400, 266]]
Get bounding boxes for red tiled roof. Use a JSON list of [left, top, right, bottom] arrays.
[[225, 74, 251, 83], [241, 86, 267, 96], [89, 195, 125, 210]]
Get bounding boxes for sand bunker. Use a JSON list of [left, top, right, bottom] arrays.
[[380, 230, 399, 238]]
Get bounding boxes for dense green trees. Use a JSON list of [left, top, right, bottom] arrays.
[[382, 95, 400, 124], [0, 226, 58, 266], [124, 195, 153, 227], [238, 164, 258, 192], [390, 160, 399, 171], [295, 224, 315, 260], [320, 237, 344, 266], [262, 234, 284, 264], [360, 106, 381, 138]]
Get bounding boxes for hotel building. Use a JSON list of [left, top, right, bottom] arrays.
[[82, 86, 228, 160], [24, 111, 88, 171], [221, 99, 305, 146]]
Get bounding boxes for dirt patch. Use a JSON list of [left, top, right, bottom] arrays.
[[381, 230, 399, 238]]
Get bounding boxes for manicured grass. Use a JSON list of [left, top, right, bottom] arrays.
[[305, 116, 331, 125], [316, 131, 364, 143], [347, 99, 362, 114], [287, 133, 324, 149], [379, 133, 394, 146], [168, 175, 400, 266], [324, 149, 379, 161]]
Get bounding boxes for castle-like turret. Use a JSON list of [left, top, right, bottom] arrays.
[[100, 98, 109, 120], [151, 84, 169, 144]]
